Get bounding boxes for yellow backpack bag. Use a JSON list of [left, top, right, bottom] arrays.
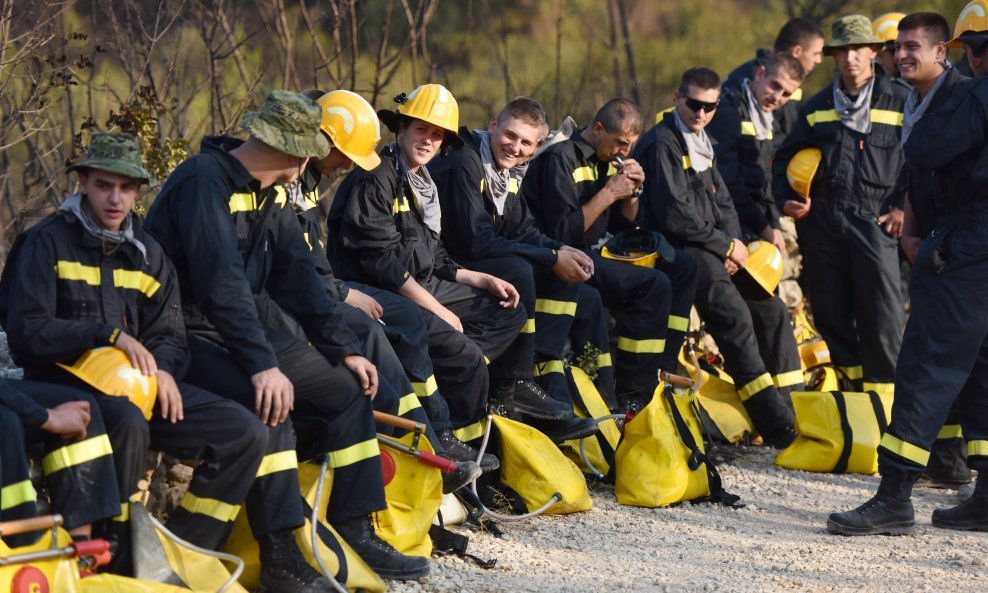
[[679, 347, 756, 445], [373, 430, 443, 557], [559, 367, 622, 478]]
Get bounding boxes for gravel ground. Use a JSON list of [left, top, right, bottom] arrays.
[[394, 446, 987, 593]]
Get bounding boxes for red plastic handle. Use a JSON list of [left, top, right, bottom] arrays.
[[418, 451, 458, 473], [72, 539, 111, 558]]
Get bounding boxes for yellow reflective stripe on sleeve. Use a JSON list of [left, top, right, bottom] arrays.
[[862, 382, 895, 395], [597, 352, 613, 368], [617, 337, 665, 354], [682, 155, 692, 169], [870, 109, 904, 127], [453, 419, 487, 443], [55, 261, 101, 286], [112, 269, 161, 298], [807, 109, 840, 126], [327, 439, 380, 469], [179, 492, 241, 523], [229, 192, 255, 213], [937, 425, 963, 440], [508, 178, 519, 194], [668, 315, 689, 333], [535, 299, 577, 316], [773, 369, 805, 389], [839, 365, 864, 380], [738, 373, 774, 402], [1, 480, 36, 511], [533, 360, 566, 377], [392, 197, 411, 215], [42, 434, 113, 475], [520, 318, 536, 334], [255, 450, 298, 478], [791, 87, 803, 101], [572, 166, 597, 183], [412, 375, 439, 397], [969, 440, 988, 457], [740, 121, 757, 136], [880, 433, 930, 466], [398, 393, 422, 415]]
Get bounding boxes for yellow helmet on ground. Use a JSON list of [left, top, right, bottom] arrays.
[[799, 339, 832, 369], [948, 0, 988, 47], [57, 347, 157, 420], [377, 83, 464, 150], [786, 147, 822, 199], [315, 90, 382, 171], [873, 12, 906, 43], [742, 240, 784, 295]]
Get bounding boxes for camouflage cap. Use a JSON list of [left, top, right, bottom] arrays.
[[67, 132, 156, 185], [825, 15, 883, 53], [239, 90, 331, 158]]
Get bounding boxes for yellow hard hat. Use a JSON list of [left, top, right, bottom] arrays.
[[315, 90, 382, 171], [742, 240, 783, 295], [57, 347, 157, 420], [377, 83, 464, 149], [786, 147, 822, 199], [798, 339, 832, 369], [948, 0, 988, 47], [873, 12, 906, 43]]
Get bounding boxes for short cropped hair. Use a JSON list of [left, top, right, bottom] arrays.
[[496, 96, 548, 130], [593, 98, 644, 135], [763, 52, 806, 82], [898, 12, 951, 44], [774, 17, 824, 52], [678, 67, 721, 95]]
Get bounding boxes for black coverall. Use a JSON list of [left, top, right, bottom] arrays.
[[723, 49, 805, 150], [521, 133, 698, 399], [429, 128, 616, 405], [706, 85, 805, 400], [878, 74, 988, 477], [635, 112, 794, 439], [0, 210, 271, 556], [773, 69, 907, 394], [144, 136, 385, 526]]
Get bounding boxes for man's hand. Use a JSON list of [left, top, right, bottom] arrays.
[[901, 235, 923, 263], [114, 333, 157, 376], [728, 238, 749, 268], [724, 259, 740, 275], [251, 367, 294, 427], [434, 305, 464, 332], [783, 198, 811, 220], [41, 401, 91, 439], [559, 245, 594, 275], [878, 207, 905, 238], [156, 370, 184, 424], [605, 158, 643, 201], [345, 288, 384, 320], [343, 355, 379, 399], [457, 270, 521, 308], [552, 249, 592, 282], [761, 226, 786, 257]]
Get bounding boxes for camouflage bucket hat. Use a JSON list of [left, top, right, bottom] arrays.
[[67, 132, 156, 185], [825, 15, 884, 53], [239, 90, 331, 158]]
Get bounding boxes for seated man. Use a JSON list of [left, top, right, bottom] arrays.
[[521, 98, 699, 412], [634, 67, 796, 447]]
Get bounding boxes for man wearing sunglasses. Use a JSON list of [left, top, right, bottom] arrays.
[[635, 67, 797, 449]]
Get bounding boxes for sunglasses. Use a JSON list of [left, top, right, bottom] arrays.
[[683, 96, 719, 113]]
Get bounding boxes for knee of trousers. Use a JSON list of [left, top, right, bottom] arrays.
[[494, 258, 537, 310], [0, 408, 27, 458], [100, 398, 151, 454]]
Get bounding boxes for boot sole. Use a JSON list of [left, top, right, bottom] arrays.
[[515, 403, 573, 420], [543, 425, 601, 444], [931, 516, 988, 531], [371, 561, 431, 580], [826, 518, 915, 536]]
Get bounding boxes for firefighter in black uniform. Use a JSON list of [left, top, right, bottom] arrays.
[[522, 98, 699, 412], [829, 12, 988, 535], [0, 379, 118, 547], [773, 15, 907, 397], [706, 52, 806, 401], [144, 93, 429, 580], [635, 68, 797, 447], [428, 96, 603, 440], [328, 84, 528, 440]]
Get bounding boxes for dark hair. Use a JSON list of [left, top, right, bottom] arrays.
[[763, 51, 806, 82], [593, 98, 644, 135], [774, 17, 824, 52], [496, 96, 548, 130], [898, 12, 951, 44], [678, 67, 721, 95]]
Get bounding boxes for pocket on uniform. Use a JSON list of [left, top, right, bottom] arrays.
[[859, 132, 901, 190]]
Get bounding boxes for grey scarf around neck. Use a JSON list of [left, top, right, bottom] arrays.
[[743, 79, 774, 141], [58, 193, 148, 263], [397, 148, 442, 235], [673, 109, 715, 172], [833, 74, 876, 134], [478, 131, 511, 215], [902, 65, 950, 146]]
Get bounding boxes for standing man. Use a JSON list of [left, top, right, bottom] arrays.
[[635, 68, 796, 447], [773, 15, 908, 396], [947, 0, 988, 78], [829, 12, 988, 535]]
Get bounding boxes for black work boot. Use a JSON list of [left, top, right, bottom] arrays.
[[488, 380, 520, 420], [442, 460, 483, 494], [932, 475, 988, 531], [438, 429, 499, 472], [495, 379, 572, 420], [827, 470, 919, 536], [527, 415, 600, 444], [761, 424, 798, 449], [333, 516, 431, 580], [258, 529, 338, 593]]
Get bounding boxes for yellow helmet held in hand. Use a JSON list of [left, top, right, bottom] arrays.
[[377, 83, 464, 150], [786, 147, 822, 199], [742, 240, 784, 295], [57, 347, 157, 420], [315, 90, 382, 171], [948, 0, 988, 47], [873, 12, 906, 43], [798, 339, 832, 370]]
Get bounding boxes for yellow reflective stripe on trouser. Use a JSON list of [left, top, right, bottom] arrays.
[[113, 493, 144, 522], [520, 318, 536, 334], [871, 109, 903, 127], [327, 439, 380, 469], [412, 375, 439, 397], [617, 337, 665, 354], [880, 433, 930, 466], [862, 382, 895, 395], [55, 261, 101, 285], [738, 373, 773, 402], [113, 269, 161, 298], [572, 166, 597, 183], [1, 480, 36, 511], [398, 393, 422, 415], [839, 365, 864, 380], [969, 440, 988, 457], [598, 352, 613, 368], [535, 299, 577, 316], [255, 450, 298, 478], [773, 370, 804, 389], [42, 434, 113, 475], [668, 315, 689, 333], [178, 492, 241, 523], [453, 419, 487, 443], [533, 360, 566, 377], [938, 425, 963, 440]]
